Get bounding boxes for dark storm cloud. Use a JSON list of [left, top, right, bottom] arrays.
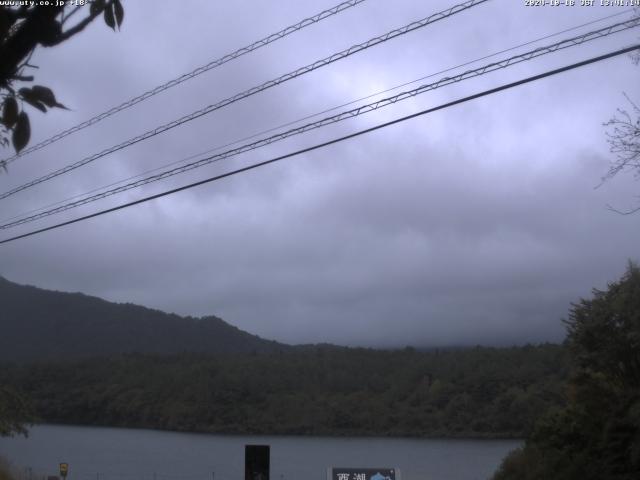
[[1, 0, 638, 346]]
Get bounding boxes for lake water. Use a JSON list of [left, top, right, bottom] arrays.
[[0, 425, 520, 480]]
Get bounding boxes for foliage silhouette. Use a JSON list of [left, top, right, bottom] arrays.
[[0, 1, 124, 164], [493, 263, 640, 479]]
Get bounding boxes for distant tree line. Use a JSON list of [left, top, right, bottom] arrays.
[[0, 385, 33, 437], [0, 344, 567, 438]]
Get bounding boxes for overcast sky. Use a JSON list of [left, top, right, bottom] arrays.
[[1, 0, 639, 347]]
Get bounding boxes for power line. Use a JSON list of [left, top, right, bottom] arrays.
[[2, 17, 637, 231], [0, 0, 490, 201], [3, 7, 631, 226], [0, 0, 369, 166], [1, 44, 637, 246]]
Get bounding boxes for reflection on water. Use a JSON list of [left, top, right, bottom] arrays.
[[0, 425, 520, 480]]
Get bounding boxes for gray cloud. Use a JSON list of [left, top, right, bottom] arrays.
[[1, 0, 639, 347]]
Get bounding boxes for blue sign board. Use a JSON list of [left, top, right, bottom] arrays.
[[329, 468, 398, 480]]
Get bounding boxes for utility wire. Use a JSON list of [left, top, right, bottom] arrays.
[[0, 0, 490, 201], [3, 7, 631, 226], [2, 17, 638, 231], [1, 44, 637, 246], [0, 0, 369, 165]]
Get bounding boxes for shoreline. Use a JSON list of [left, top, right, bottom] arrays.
[[18, 422, 526, 442]]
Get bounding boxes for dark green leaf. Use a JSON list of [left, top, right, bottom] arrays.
[[2, 97, 18, 128], [12, 112, 30, 153], [30, 85, 57, 108], [0, 9, 11, 41], [114, 0, 124, 28], [104, 3, 116, 30], [27, 85, 68, 109], [19, 88, 47, 113], [90, 0, 106, 16], [30, 101, 47, 113], [18, 88, 47, 113]]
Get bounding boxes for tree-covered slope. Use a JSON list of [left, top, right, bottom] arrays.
[[0, 276, 286, 361], [1, 344, 567, 438]]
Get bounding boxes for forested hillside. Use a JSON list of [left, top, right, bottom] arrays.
[[0, 276, 286, 361], [1, 344, 567, 438]]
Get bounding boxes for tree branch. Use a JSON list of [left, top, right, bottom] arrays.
[[10, 74, 33, 82], [55, 1, 112, 44], [0, 6, 63, 83], [61, 5, 83, 26]]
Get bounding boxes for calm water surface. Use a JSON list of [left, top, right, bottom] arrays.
[[0, 425, 520, 480]]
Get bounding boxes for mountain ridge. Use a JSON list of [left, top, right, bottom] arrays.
[[0, 275, 289, 362]]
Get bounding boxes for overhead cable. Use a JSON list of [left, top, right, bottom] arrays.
[[1, 44, 637, 246], [0, 0, 370, 165], [4, 6, 630, 226], [0, 0, 490, 201], [1, 17, 638, 230]]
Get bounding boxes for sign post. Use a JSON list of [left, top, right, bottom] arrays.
[[245, 445, 270, 480], [328, 468, 399, 480]]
